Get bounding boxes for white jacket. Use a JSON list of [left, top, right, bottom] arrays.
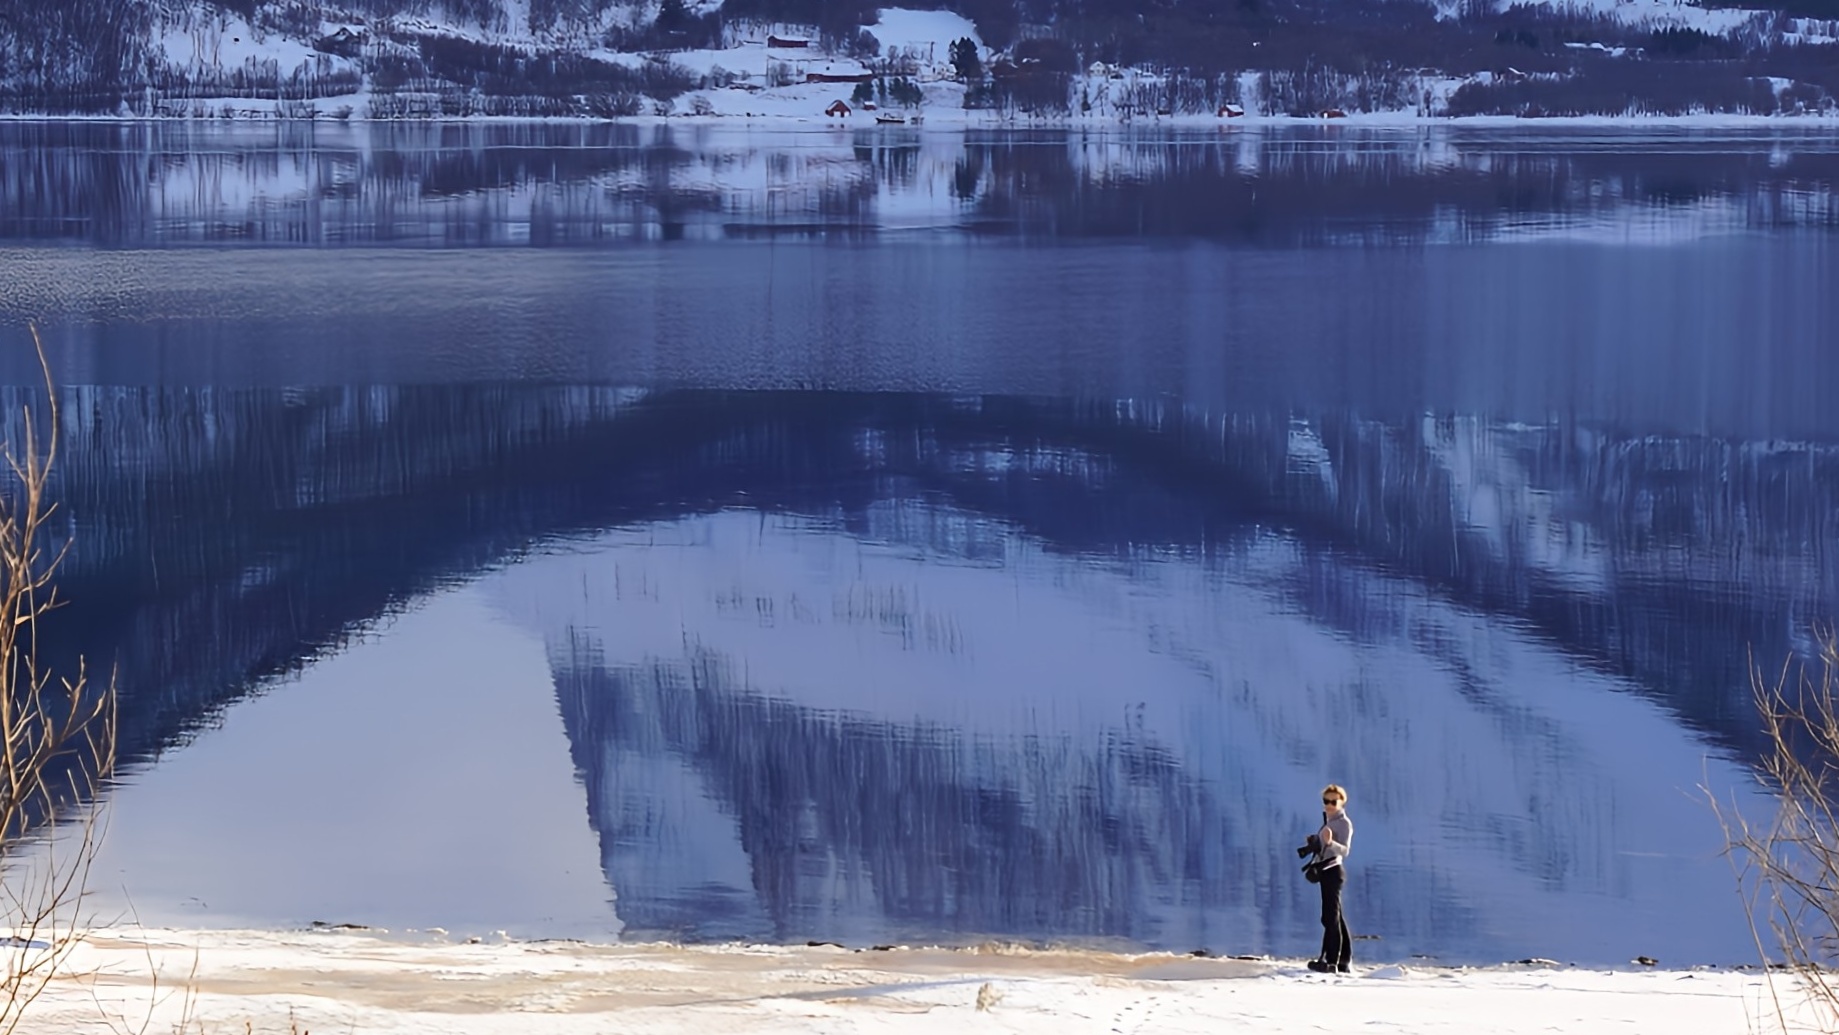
[[1316, 812, 1354, 871]]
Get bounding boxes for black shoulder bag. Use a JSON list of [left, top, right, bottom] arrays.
[[1302, 809, 1327, 883]]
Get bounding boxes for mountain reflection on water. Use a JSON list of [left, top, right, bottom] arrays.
[[3, 121, 1831, 962], [14, 386, 1824, 962]]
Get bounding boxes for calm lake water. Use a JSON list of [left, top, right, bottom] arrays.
[[3, 120, 1837, 964]]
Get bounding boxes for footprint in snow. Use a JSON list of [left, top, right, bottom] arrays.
[[1109, 994, 1162, 1034]]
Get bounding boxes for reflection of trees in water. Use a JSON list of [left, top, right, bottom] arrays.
[[958, 131, 1839, 242], [25, 385, 658, 767], [553, 642, 1233, 944], [5, 124, 1838, 245], [1261, 413, 1839, 757], [852, 138, 924, 191], [0, 123, 878, 244]]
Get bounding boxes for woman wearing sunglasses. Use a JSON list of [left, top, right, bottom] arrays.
[[1306, 784, 1354, 974]]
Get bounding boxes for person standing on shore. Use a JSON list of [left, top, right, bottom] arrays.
[[1307, 784, 1354, 974]]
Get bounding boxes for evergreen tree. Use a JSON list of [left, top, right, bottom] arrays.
[[889, 77, 922, 106], [657, 0, 687, 33], [949, 37, 982, 82]]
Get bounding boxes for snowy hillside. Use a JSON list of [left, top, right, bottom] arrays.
[[1, 0, 1835, 119]]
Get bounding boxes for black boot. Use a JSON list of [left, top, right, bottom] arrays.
[[1306, 959, 1332, 973]]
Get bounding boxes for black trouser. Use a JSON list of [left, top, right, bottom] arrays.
[[1318, 864, 1350, 966]]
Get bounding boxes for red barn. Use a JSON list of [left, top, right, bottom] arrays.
[[825, 100, 851, 117]]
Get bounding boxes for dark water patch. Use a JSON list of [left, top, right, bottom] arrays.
[[3, 235, 1835, 440]]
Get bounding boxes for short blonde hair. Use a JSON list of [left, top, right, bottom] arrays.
[[1322, 784, 1348, 804]]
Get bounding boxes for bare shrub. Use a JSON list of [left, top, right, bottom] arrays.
[[0, 325, 116, 1033], [584, 90, 642, 117], [1714, 630, 1839, 1032]]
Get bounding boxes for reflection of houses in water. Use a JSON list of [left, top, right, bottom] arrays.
[[7, 123, 1836, 248]]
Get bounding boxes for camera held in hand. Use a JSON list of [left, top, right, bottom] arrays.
[[1295, 833, 1320, 859]]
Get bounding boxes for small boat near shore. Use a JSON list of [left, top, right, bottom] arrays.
[[875, 113, 906, 125]]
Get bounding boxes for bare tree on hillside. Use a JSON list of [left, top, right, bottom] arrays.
[[0, 325, 116, 1034]]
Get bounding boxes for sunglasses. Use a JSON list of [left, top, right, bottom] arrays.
[[1322, 798, 1341, 805]]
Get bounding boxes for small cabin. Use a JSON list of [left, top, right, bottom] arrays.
[[313, 26, 366, 57], [825, 100, 851, 117], [1218, 103, 1245, 118], [1320, 108, 1348, 119], [767, 35, 810, 48], [861, 101, 878, 111]]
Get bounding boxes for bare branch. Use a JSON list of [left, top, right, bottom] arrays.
[[0, 324, 116, 1034]]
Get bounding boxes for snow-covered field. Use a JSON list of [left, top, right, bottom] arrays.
[[1467, 0, 1768, 33], [27, 927, 1800, 1034]]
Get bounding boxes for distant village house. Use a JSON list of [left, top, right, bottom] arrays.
[[313, 26, 365, 57], [767, 35, 809, 48], [825, 100, 851, 117]]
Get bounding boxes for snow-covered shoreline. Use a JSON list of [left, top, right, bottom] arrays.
[[31, 925, 1798, 1034]]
